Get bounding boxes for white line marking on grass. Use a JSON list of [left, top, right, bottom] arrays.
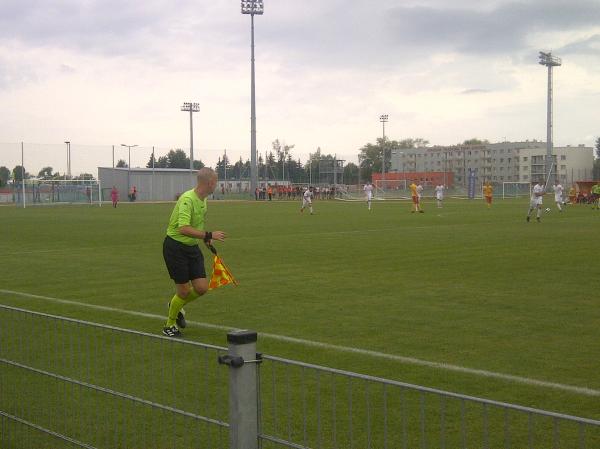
[[2, 288, 599, 397]]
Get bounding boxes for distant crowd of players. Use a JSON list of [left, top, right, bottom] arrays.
[[361, 179, 600, 222], [251, 179, 600, 222], [254, 184, 338, 201]]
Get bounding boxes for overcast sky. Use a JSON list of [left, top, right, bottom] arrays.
[[1, 0, 599, 175]]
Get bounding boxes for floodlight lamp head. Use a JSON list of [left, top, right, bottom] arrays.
[[538, 51, 562, 67], [379, 114, 389, 123], [241, 0, 264, 15]]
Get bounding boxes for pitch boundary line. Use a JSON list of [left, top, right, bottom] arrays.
[[1, 288, 598, 397]]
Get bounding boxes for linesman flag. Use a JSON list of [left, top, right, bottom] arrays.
[[206, 243, 238, 291]]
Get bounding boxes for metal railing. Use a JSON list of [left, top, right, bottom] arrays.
[[257, 356, 600, 449], [0, 304, 229, 448], [2, 304, 599, 449]]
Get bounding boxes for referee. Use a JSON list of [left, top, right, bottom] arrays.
[[162, 168, 226, 337]]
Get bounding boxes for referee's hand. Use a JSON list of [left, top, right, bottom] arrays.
[[211, 231, 226, 242]]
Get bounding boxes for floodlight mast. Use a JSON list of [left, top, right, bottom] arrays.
[[539, 51, 561, 185], [242, 0, 263, 196], [181, 102, 200, 183], [121, 143, 138, 193], [379, 114, 388, 183]]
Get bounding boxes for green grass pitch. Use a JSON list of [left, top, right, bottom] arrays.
[[1, 197, 599, 431]]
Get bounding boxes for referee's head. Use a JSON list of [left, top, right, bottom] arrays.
[[196, 168, 218, 195]]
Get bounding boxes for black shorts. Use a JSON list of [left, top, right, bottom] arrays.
[[163, 236, 206, 284]]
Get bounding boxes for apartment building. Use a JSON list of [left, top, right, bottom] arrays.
[[389, 141, 593, 186]]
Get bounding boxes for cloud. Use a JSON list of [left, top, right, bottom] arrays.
[[383, 1, 600, 56], [461, 88, 492, 95]]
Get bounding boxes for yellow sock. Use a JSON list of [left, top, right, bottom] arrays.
[[165, 295, 185, 327], [183, 288, 201, 305]]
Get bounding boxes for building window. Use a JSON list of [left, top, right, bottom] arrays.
[[500, 176, 504, 180], [561, 165, 566, 170], [561, 155, 566, 160], [524, 175, 529, 180]]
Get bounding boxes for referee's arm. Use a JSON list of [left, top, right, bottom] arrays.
[[179, 226, 226, 242]]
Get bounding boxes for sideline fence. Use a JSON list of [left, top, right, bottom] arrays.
[[0, 304, 228, 449], [2, 304, 599, 449]]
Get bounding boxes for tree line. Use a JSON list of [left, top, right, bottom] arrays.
[[2, 137, 598, 188]]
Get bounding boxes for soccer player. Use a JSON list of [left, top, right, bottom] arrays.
[[592, 181, 600, 209], [364, 181, 374, 210], [409, 182, 424, 213], [526, 180, 545, 222], [552, 179, 564, 212], [568, 185, 576, 204], [434, 184, 445, 208], [110, 185, 119, 208], [300, 186, 314, 214], [162, 168, 226, 337], [483, 181, 493, 208]]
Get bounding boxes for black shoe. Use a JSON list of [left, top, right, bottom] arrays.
[[162, 326, 182, 337], [419, 210, 425, 213], [536, 217, 541, 222], [168, 301, 187, 328], [526, 216, 530, 222]]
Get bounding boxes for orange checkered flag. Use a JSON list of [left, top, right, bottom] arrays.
[[206, 243, 238, 291]]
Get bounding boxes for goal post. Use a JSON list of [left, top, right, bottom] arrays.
[[15, 179, 102, 207], [373, 179, 410, 199], [502, 182, 531, 199]]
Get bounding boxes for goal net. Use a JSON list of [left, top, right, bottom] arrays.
[[14, 179, 102, 207], [502, 182, 531, 199], [373, 179, 411, 199]]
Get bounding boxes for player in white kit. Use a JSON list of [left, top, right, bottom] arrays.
[[364, 182, 374, 210], [434, 184, 445, 208], [300, 187, 314, 215], [552, 179, 564, 212], [526, 180, 545, 222]]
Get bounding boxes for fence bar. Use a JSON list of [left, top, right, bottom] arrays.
[[0, 411, 97, 449], [222, 329, 259, 449]]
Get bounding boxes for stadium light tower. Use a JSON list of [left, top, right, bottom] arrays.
[[241, 0, 264, 196], [539, 51, 561, 184], [379, 114, 388, 183], [121, 143, 138, 193], [64, 141, 71, 180], [181, 102, 200, 183]]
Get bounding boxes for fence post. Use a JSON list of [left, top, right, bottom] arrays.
[[220, 330, 259, 449]]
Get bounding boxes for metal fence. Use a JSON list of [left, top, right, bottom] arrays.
[[2, 304, 599, 449], [0, 304, 229, 449]]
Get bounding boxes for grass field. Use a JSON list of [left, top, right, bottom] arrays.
[[1, 196, 600, 443]]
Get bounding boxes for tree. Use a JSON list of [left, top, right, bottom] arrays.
[[344, 162, 359, 185], [357, 136, 429, 181], [116, 159, 128, 168], [74, 173, 95, 181], [462, 138, 489, 145], [156, 156, 168, 168], [0, 166, 10, 187], [38, 167, 54, 179], [12, 165, 28, 181], [146, 153, 157, 168], [166, 149, 189, 169], [593, 137, 600, 179]]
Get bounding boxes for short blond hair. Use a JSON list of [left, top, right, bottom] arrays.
[[196, 167, 217, 185]]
